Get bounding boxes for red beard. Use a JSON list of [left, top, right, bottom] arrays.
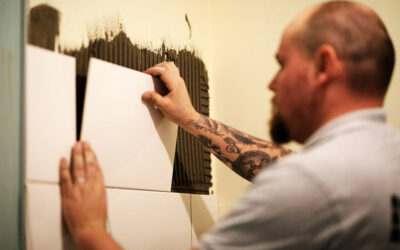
[[269, 97, 291, 144]]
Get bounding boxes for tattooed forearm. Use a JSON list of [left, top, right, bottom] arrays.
[[224, 137, 241, 154], [232, 151, 277, 181], [198, 135, 233, 165], [188, 118, 223, 136], [187, 115, 293, 180], [222, 123, 292, 154], [229, 128, 257, 145]]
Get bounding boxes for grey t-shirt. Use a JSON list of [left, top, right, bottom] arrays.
[[200, 109, 400, 249]]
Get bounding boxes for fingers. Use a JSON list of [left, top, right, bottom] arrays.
[[144, 62, 182, 90], [144, 66, 166, 76], [59, 157, 72, 194], [72, 142, 85, 184], [142, 91, 168, 110], [144, 61, 178, 75], [70, 141, 104, 186], [143, 62, 181, 110], [82, 141, 102, 182]]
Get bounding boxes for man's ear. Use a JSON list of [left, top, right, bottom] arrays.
[[314, 44, 341, 87]]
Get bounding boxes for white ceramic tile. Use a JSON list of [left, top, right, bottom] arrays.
[[25, 182, 77, 250], [26, 183, 191, 250], [25, 45, 76, 183], [108, 189, 191, 250], [191, 194, 218, 246], [81, 58, 177, 191]]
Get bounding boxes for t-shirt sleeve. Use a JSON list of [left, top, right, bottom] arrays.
[[199, 164, 336, 250]]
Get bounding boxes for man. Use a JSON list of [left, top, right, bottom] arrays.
[[59, 1, 400, 249]]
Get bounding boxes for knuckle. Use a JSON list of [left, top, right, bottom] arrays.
[[60, 175, 69, 184], [75, 155, 84, 165], [87, 160, 99, 170], [86, 167, 97, 178], [73, 147, 79, 154], [85, 150, 95, 162], [61, 167, 69, 175]]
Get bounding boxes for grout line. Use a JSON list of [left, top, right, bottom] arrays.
[[26, 180, 187, 194], [26, 180, 58, 186]]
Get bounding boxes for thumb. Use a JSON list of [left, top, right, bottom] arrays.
[[142, 91, 167, 110]]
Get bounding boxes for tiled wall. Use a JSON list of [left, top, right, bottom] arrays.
[[25, 45, 217, 249], [26, 183, 217, 249], [28, 3, 213, 194]]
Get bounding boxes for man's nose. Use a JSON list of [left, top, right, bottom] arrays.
[[268, 76, 277, 91]]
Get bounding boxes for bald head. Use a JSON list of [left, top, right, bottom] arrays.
[[292, 1, 395, 96]]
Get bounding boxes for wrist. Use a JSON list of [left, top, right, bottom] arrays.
[[180, 111, 203, 133]]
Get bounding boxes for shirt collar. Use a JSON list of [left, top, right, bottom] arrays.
[[303, 108, 386, 149]]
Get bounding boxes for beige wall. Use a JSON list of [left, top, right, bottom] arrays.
[[29, 0, 214, 57], [210, 0, 400, 219]]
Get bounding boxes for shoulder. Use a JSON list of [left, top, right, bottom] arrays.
[[281, 122, 400, 186], [200, 164, 339, 249]]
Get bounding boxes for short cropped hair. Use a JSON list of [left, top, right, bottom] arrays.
[[297, 1, 395, 96]]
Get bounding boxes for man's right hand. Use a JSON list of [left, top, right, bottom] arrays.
[[142, 62, 200, 126], [143, 62, 292, 181]]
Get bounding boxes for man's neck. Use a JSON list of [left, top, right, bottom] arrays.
[[317, 97, 384, 135]]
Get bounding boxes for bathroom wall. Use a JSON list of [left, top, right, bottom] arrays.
[[28, 0, 214, 194], [25, 0, 400, 246], [26, 0, 218, 248]]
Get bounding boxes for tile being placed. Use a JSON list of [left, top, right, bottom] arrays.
[[108, 189, 191, 249], [26, 183, 191, 250], [25, 45, 76, 183], [191, 194, 218, 246], [81, 58, 177, 191]]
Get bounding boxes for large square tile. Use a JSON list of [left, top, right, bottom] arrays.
[[108, 189, 191, 249], [26, 183, 191, 250], [81, 58, 177, 191], [25, 45, 76, 183]]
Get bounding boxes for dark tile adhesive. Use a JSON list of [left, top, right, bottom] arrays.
[[29, 4, 212, 194]]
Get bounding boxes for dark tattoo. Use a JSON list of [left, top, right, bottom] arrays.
[[224, 137, 241, 154], [188, 118, 223, 136], [231, 130, 257, 145], [188, 116, 293, 180], [198, 135, 232, 164], [232, 151, 272, 181], [198, 135, 219, 153]]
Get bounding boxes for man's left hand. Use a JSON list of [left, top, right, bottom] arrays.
[[59, 141, 108, 243]]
